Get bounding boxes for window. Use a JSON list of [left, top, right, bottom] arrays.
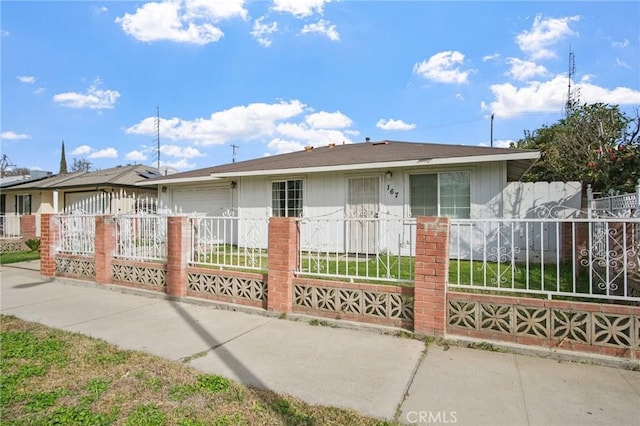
[[410, 172, 470, 219], [272, 180, 303, 217], [15, 194, 31, 215]]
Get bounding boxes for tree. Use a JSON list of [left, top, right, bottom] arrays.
[[514, 103, 640, 193], [70, 158, 92, 173]]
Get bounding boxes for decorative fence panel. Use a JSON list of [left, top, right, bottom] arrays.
[[190, 216, 269, 272], [297, 217, 416, 284], [64, 191, 161, 215], [449, 218, 640, 303], [55, 215, 95, 255], [114, 215, 168, 262], [0, 215, 22, 238]]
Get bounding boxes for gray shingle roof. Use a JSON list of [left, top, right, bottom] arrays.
[[5, 164, 161, 190], [146, 140, 538, 182]]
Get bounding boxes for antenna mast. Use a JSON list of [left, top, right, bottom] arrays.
[[0, 154, 16, 177], [231, 144, 239, 163], [566, 48, 577, 115], [155, 106, 161, 170]]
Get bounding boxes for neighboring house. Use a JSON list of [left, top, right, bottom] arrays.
[[1, 164, 161, 219], [140, 140, 542, 220]]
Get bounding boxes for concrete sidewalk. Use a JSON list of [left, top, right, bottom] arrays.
[[1, 262, 638, 425]]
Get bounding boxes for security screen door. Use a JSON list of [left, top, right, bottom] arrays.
[[347, 177, 379, 254]]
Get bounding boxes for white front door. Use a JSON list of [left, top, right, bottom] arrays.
[[347, 177, 379, 254]]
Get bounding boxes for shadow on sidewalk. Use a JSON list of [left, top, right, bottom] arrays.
[[13, 278, 54, 289], [168, 300, 309, 423]]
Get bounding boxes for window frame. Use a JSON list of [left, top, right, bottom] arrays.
[[15, 194, 32, 215], [409, 171, 471, 219], [271, 178, 304, 218]]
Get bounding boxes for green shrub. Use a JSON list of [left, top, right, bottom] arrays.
[[25, 239, 41, 252]]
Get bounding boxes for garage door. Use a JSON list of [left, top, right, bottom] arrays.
[[172, 187, 231, 216]]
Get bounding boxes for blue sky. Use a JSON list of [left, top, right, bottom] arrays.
[[1, 1, 639, 173]]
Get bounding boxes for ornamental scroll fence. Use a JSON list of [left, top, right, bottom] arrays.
[[296, 217, 417, 285], [448, 217, 640, 302], [114, 214, 168, 262], [189, 212, 269, 272]]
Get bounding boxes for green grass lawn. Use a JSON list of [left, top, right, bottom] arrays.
[[448, 259, 595, 295], [0, 250, 40, 265], [0, 315, 394, 426]]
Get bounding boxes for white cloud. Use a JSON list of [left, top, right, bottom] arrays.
[[612, 38, 629, 48], [300, 19, 339, 41], [88, 148, 118, 159], [251, 17, 278, 47], [267, 138, 306, 155], [34, 88, 46, 95], [125, 150, 148, 162], [183, 0, 248, 21], [18, 75, 36, 84], [125, 99, 358, 156], [1, 30, 9, 37], [95, 5, 108, 14], [376, 118, 416, 131], [53, 79, 120, 110], [116, 0, 247, 45], [159, 159, 196, 170], [413, 51, 474, 84], [482, 53, 500, 62], [272, 0, 332, 18], [71, 145, 93, 155], [126, 100, 307, 145], [516, 15, 579, 60], [160, 145, 204, 159], [275, 122, 354, 147], [455, 93, 465, 101], [305, 111, 351, 129], [1, 131, 31, 140], [505, 58, 548, 81], [615, 57, 631, 69], [478, 139, 513, 148], [485, 74, 640, 118]]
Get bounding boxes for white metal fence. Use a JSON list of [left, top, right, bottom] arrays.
[[114, 215, 168, 262], [296, 217, 416, 284], [64, 191, 164, 215], [588, 181, 640, 218], [0, 215, 22, 238], [190, 216, 270, 271], [55, 215, 96, 255], [449, 218, 640, 302]]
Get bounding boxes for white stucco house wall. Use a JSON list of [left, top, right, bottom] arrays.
[[136, 140, 554, 256], [140, 140, 542, 221]]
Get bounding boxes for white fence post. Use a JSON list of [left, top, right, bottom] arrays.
[[586, 184, 593, 219], [636, 179, 640, 217]]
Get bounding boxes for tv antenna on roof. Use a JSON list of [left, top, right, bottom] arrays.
[[154, 106, 161, 170], [231, 144, 239, 163], [0, 154, 16, 177], [565, 47, 579, 115]]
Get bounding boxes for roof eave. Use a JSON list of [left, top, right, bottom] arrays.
[[208, 151, 541, 178], [136, 176, 223, 186]]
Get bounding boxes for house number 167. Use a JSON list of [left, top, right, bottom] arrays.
[[387, 184, 399, 198]]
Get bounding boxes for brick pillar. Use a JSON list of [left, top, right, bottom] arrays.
[[40, 213, 58, 277], [95, 216, 116, 285], [166, 216, 190, 297], [267, 217, 297, 312], [20, 215, 37, 242], [414, 216, 449, 336]]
